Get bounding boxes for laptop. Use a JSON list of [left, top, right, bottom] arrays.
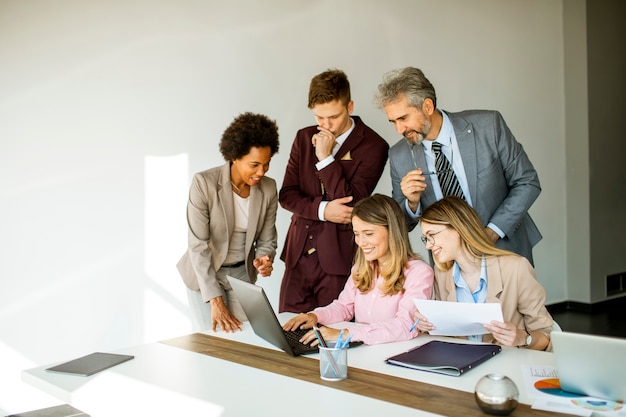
[[226, 276, 321, 356], [552, 331, 626, 401]]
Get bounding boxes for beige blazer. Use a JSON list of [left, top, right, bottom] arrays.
[[177, 162, 278, 302], [433, 254, 553, 350]]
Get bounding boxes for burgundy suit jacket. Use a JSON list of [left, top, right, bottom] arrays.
[[279, 116, 389, 276]]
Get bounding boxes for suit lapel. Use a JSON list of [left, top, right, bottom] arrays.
[[413, 142, 436, 207], [448, 112, 478, 203], [246, 185, 262, 252], [485, 257, 503, 302], [334, 116, 362, 161], [218, 163, 235, 239]]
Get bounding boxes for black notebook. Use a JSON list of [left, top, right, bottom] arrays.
[[45, 352, 134, 376], [385, 340, 501, 376]]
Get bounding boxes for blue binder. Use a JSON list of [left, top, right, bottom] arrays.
[[386, 340, 501, 376]]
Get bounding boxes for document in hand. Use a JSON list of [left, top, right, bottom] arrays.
[[414, 299, 503, 336], [385, 340, 501, 376]]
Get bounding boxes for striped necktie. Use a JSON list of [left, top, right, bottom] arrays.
[[432, 142, 465, 200]]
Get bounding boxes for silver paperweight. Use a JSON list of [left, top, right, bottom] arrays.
[[474, 373, 519, 415]]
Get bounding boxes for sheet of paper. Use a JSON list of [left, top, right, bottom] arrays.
[[413, 299, 503, 336]]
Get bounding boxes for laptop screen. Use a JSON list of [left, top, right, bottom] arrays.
[[552, 331, 626, 401], [226, 276, 317, 356]]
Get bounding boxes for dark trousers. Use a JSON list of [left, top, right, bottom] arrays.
[[278, 249, 348, 313]]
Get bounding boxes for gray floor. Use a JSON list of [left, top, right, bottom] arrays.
[[548, 296, 626, 339]]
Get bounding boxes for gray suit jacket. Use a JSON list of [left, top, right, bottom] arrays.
[[177, 162, 278, 302], [389, 110, 542, 263]]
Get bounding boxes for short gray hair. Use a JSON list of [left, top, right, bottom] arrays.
[[375, 67, 437, 109]]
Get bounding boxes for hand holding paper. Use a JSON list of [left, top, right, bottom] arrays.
[[413, 299, 503, 336]]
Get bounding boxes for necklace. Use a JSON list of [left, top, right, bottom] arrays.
[[231, 181, 243, 194]]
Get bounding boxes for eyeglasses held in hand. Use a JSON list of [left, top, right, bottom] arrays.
[[410, 144, 454, 176]]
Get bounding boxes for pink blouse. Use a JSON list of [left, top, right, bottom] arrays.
[[313, 258, 434, 345]]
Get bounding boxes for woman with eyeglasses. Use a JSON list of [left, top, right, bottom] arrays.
[[414, 196, 554, 351]]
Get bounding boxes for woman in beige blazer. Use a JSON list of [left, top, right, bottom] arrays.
[[177, 113, 280, 333], [413, 196, 553, 351]]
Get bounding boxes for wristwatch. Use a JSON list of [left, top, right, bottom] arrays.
[[524, 331, 532, 347]]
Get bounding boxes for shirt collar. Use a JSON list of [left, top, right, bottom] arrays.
[[453, 257, 488, 302]]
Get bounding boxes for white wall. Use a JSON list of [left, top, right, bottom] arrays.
[[0, 0, 568, 413], [563, 0, 591, 303]]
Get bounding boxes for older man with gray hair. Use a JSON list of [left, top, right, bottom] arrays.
[[376, 67, 541, 264]]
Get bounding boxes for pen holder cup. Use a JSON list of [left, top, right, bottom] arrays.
[[319, 344, 348, 381]]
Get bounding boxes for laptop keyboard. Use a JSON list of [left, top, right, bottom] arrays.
[[283, 328, 364, 354], [283, 328, 317, 353]]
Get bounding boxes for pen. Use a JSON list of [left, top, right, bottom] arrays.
[[336, 329, 344, 348], [410, 318, 421, 332], [341, 335, 352, 349], [326, 331, 347, 377], [312, 325, 328, 347], [314, 326, 340, 377]]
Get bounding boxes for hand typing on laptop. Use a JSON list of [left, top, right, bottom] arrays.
[[282, 313, 348, 347]]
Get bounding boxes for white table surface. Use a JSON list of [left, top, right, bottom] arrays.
[[22, 314, 556, 417]]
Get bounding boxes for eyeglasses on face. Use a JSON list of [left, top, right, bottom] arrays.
[[420, 229, 445, 246]]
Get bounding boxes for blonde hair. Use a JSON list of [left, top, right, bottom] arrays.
[[351, 194, 420, 295], [419, 196, 515, 271]]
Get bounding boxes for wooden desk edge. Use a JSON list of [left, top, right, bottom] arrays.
[[161, 333, 570, 417]]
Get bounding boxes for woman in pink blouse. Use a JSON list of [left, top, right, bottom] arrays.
[[282, 194, 434, 345]]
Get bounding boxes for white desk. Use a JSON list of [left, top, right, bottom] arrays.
[[23, 317, 562, 417]]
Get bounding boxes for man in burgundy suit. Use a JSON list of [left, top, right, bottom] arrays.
[[278, 69, 389, 312]]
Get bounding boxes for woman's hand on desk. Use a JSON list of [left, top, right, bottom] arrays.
[[210, 296, 243, 332]]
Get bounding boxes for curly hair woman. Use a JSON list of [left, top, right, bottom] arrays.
[[177, 112, 280, 333]]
